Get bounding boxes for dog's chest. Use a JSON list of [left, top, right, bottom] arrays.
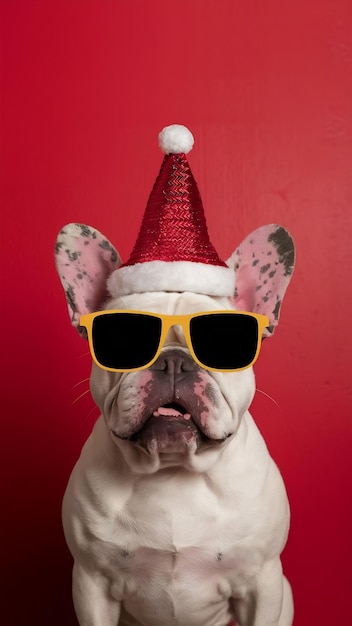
[[87, 473, 257, 624]]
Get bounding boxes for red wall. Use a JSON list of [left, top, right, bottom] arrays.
[[2, 1, 351, 624]]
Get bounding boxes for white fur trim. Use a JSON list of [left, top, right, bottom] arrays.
[[107, 260, 235, 297], [158, 125, 194, 155]]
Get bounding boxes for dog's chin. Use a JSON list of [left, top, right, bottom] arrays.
[[130, 415, 204, 454]]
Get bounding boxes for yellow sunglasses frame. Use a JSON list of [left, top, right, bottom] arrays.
[[79, 309, 270, 374]]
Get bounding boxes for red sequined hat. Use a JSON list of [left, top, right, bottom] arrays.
[[108, 125, 235, 297]]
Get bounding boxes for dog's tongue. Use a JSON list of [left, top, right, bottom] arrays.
[[153, 406, 191, 420]]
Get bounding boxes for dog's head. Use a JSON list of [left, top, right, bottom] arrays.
[[55, 223, 294, 473]]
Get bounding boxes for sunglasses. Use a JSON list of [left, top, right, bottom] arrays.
[[79, 310, 269, 374]]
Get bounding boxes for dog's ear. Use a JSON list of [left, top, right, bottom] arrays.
[[55, 223, 121, 335], [227, 225, 295, 337]]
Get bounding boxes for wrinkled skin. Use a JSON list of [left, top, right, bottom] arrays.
[[90, 293, 255, 474]]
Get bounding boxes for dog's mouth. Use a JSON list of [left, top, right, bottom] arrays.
[[113, 402, 225, 453], [131, 402, 202, 452]]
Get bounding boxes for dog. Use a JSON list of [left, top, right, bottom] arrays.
[[55, 221, 295, 626]]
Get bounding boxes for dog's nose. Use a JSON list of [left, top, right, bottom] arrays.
[[150, 349, 199, 374]]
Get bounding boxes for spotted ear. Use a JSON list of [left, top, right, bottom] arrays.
[[227, 225, 295, 337], [55, 223, 122, 334]]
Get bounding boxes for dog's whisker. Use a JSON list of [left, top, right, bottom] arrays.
[[72, 389, 91, 406], [83, 404, 100, 426], [256, 388, 279, 407], [71, 382, 98, 424], [72, 378, 91, 389], [77, 351, 91, 360]]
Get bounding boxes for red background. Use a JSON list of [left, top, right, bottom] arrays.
[[1, 1, 352, 624]]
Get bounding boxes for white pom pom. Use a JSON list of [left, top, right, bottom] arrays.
[[158, 124, 194, 155]]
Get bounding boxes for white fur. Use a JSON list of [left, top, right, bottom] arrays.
[[158, 124, 194, 154], [107, 260, 235, 297], [63, 291, 293, 626]]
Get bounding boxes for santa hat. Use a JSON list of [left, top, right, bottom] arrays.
[[107, 124, 235, 297]]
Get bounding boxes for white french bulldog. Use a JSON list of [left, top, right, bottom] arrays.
[[55, 222, 295, 626]]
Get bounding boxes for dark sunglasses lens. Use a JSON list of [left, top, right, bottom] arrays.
[[92, 313, 161, 370], [190, 313, 259, 370]]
